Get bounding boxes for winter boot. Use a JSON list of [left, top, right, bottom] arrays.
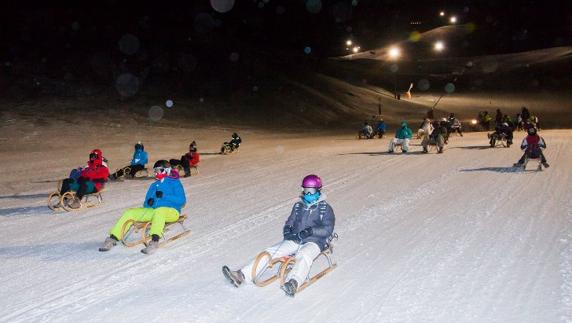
[[222, 266, 245, 287], [68, 197, 82, 209], [282, 279, 298, 297], [542, 162, 550, 168], [141, 238, 160, 255], [438, 147, 443, 154], [422, 147, 428, 153], [99, 237, 117, 252]]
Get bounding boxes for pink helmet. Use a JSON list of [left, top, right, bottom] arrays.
[[302, 174, 322, 189]]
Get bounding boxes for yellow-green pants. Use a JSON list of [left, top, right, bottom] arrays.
[[110, 207, 180, 240]]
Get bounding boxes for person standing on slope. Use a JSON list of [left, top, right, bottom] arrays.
[[222, 174, 336, 297], [99, 160, 186, 255], [388, 121, 413, 153]]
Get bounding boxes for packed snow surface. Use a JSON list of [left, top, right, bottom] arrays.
[[1, 129, 571, 323]]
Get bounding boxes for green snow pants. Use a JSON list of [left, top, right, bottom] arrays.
[[110, 207, 180, 240]]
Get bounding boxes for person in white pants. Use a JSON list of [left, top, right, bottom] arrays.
[[388, 121, 413, 153], [222, 174, 336, 297], [240, 240, 321, 285]]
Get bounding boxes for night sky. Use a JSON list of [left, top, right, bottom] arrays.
[[0, 0, 570, 98]]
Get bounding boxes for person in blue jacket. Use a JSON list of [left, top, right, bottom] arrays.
[[110, 142, 149, 179], [388, 121, 413, 153], [99, 160, 186, 254], [222, 174, 335, 297]]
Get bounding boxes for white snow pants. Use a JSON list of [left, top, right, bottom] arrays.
[[388, 138, 410, 152], [241, 240, 321, 285]]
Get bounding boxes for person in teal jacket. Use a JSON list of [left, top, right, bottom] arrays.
[[110, 142, 149, 179], [99, 160, 186, 255], [388, 121, 413, 153]]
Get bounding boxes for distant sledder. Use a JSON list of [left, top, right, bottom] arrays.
[[99, 160, 188, 255], [48, 149, 109, 211], [513, 127, 550, 171], [170, 141, 200, 177], [358, 122, 374, 139], [109, 142, 149, 180], [222, 174, 337, 297], [388, 121, 413, 153], [422, 120, 447, 154], [221, 132, 241, 154], [488, 122, 514, 148]]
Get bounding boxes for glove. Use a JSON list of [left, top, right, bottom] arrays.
[[147, 198, 155, 207], [155, 191, 163, 198], [283, 225, 296, 241], [297, 227, 313, 240]]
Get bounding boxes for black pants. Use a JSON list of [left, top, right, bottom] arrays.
[[518, 150, 547, 164], [170, 156, 191, 175], [111, 164, 145, 179]]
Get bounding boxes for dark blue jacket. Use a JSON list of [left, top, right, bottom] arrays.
[[283, 198, 335, 251], [143, 171, 186, 213]]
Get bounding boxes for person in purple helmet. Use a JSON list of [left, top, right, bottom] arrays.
[[222, 174, 336, 297]]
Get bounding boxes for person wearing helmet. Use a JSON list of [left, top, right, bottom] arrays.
[[360, 121, 374, 139], [60, 149, 110, 209], [447, 113, 463, 137], [170, 141, 200, 177], [490, 121, 514, 147], [99, 160, 187, 254], [229, 133, 242, 150], [222, 174, 336, 297], [109, 142, 149, 180], [375, 118, 386, 138], [389, 121, 413, 153], [514, 127, 549, 168]]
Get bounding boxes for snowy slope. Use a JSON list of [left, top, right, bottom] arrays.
[[1, 129, 571, 323]]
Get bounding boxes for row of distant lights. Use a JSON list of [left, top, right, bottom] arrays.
[[348, 10, 453, 56]]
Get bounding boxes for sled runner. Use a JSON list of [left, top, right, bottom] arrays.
[[120, 215, 190, 248], [488, 132, 510, 148], [252, 234, 338, 293], [514, 155, 544, 171], [221, 142, 239, 155], [47, 180, 105, 212], [122, 166, 150, 179]]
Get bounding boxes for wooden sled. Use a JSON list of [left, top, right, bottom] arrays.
[[47, 180, 105, 212], [121, 215, 190, 248], [122, 166, 150, 179], [520, 155, 544, 172], [252, 234, 338, 293]]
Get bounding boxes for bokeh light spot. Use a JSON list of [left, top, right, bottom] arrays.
[[444, 83, 456, 94], [118, 34, 140, 56], [305, 0, 322, 14], [115, 73, 140, 97], [465, 22, 477, 33], [210, 0, 235, 13], [389, 64, 399, 73], [149, 106, 164, 121], [417, 79, 430, 91], [165, 100, 174, 108], [229, 52, 240, 62], [409, 31, 421, 42], [304, 47, 312, 54]]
